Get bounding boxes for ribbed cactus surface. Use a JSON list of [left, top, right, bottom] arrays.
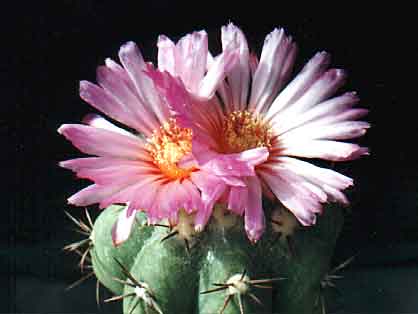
[[78, 204, 343, 314]]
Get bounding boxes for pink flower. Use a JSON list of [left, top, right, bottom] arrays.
[[58, 41, 235, 245], [156, 23, 369, 242], [157, 30, 237, 99]]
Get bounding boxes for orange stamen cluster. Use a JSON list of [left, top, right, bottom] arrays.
[[221, 110, 272, 153], [146, 118, 193, 180]]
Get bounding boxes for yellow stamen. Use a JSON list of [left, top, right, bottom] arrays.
[[146, 119, 193, 180], [221, 110, 272, 153]]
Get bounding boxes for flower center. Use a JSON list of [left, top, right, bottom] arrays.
[[221, 110, 272, 153], [146, 118, 194, 180]]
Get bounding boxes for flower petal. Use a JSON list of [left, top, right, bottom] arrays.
[[79, 80, 155, 135], [100, 175, 163, 210], [82, 114, 137, 138], [147, 69, 220, 149], [58, 124, 147, 159], [199, 147, 269, 178], [75, 163, 157, 185], [244, 176, 265, 242], [118, 41, 170, 124], [228, 186, 248, 215], [59, 157, 152, 172], [157, 35, 176, 75], [111, 207, 136, 246], [190, 171, 227, 231], [249, 28, 296, 114], [221, 23, 250, 111], [280, 120, 370, 142], [96, 64, 159, 133], [280, 139, 369, 161], [272, 69, 347, 130], [67, 184, 121, 206], [265, 51, 331, 121], [258, 169, 321, 226], [198, 46, 238, 99], [174, 30, 208, 94], [274, 91, 360, 134], [272, 156, 353, 190]]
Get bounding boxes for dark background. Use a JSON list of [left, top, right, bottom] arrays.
[[3, 2, 417, 313]]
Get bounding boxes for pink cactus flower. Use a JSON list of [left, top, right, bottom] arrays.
[[58, 40, 236, 246], [153, 23, 369, 242]]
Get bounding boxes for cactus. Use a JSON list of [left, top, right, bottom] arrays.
[[65, 202, 344, 314], [59, 22, 367, 314]]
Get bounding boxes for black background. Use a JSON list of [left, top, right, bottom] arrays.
[[3, 2, 417, 313]]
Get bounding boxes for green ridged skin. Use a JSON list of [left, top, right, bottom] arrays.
[[90, 247, 121, 294], [91, 205, 153, 294], [268, 205, 344, 314], [123, 228, 199, 314], [198, 228, 272, 314], [87, 204, 344, 314]]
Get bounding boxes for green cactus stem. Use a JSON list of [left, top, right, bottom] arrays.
[[89, 205, 153, 295], [66, 202, 344, 314]]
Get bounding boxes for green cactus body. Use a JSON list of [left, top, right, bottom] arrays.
[[269, 205, 344, 314], [90, 205, 153, 295], [87, 204, 343, 314], [198, 227, 273, 314], [123, 228, 199, 314]]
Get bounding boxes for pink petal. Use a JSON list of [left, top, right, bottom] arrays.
[[58, 124, 147, 159], [179, 179, 204, 214], [111, 207, 136, 246], [59, 156, 152, 172], [249, 28, 295, 113], [146, 68, 192, 126], [323, 185, 349, 205], [273, 69, 347, 130], [258, 169, 321, 226], [275, 42, 298, 98], [218, 175, 247, 187], [175, 30, 208, 94], [157, 35, 176, 75], [207, 52, 231, 106], [221, 23, 250, 111], [75, 163, 157, 185], [237, 147, 270, 166], [64, 158, 155, 207], [198, 46, 238, 99], [327, 108, 369, 123], [265, 165, 328, 206], [244, 176, 265, 242], [67, 184, 121, 206], [273, 156, 353, 190], [82, 114, 137, 138], [96, 65, 159, 133], [147, 69, 220, 150], [104, 58, 137, 93], [274, 92, 360, 134], [280, 139, 369, 161], [190, 171, 227, 231], [59, 157, 104, 172], [118, 41, 170, 124], [100, 176, 163, 210], [200, 147, 269, 178], [228, 186, 248, 215], [280, 120, 370, 142], [79, 80, 154, 136], [266, 51, 331, 121], [150, 181, 178, 220]]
